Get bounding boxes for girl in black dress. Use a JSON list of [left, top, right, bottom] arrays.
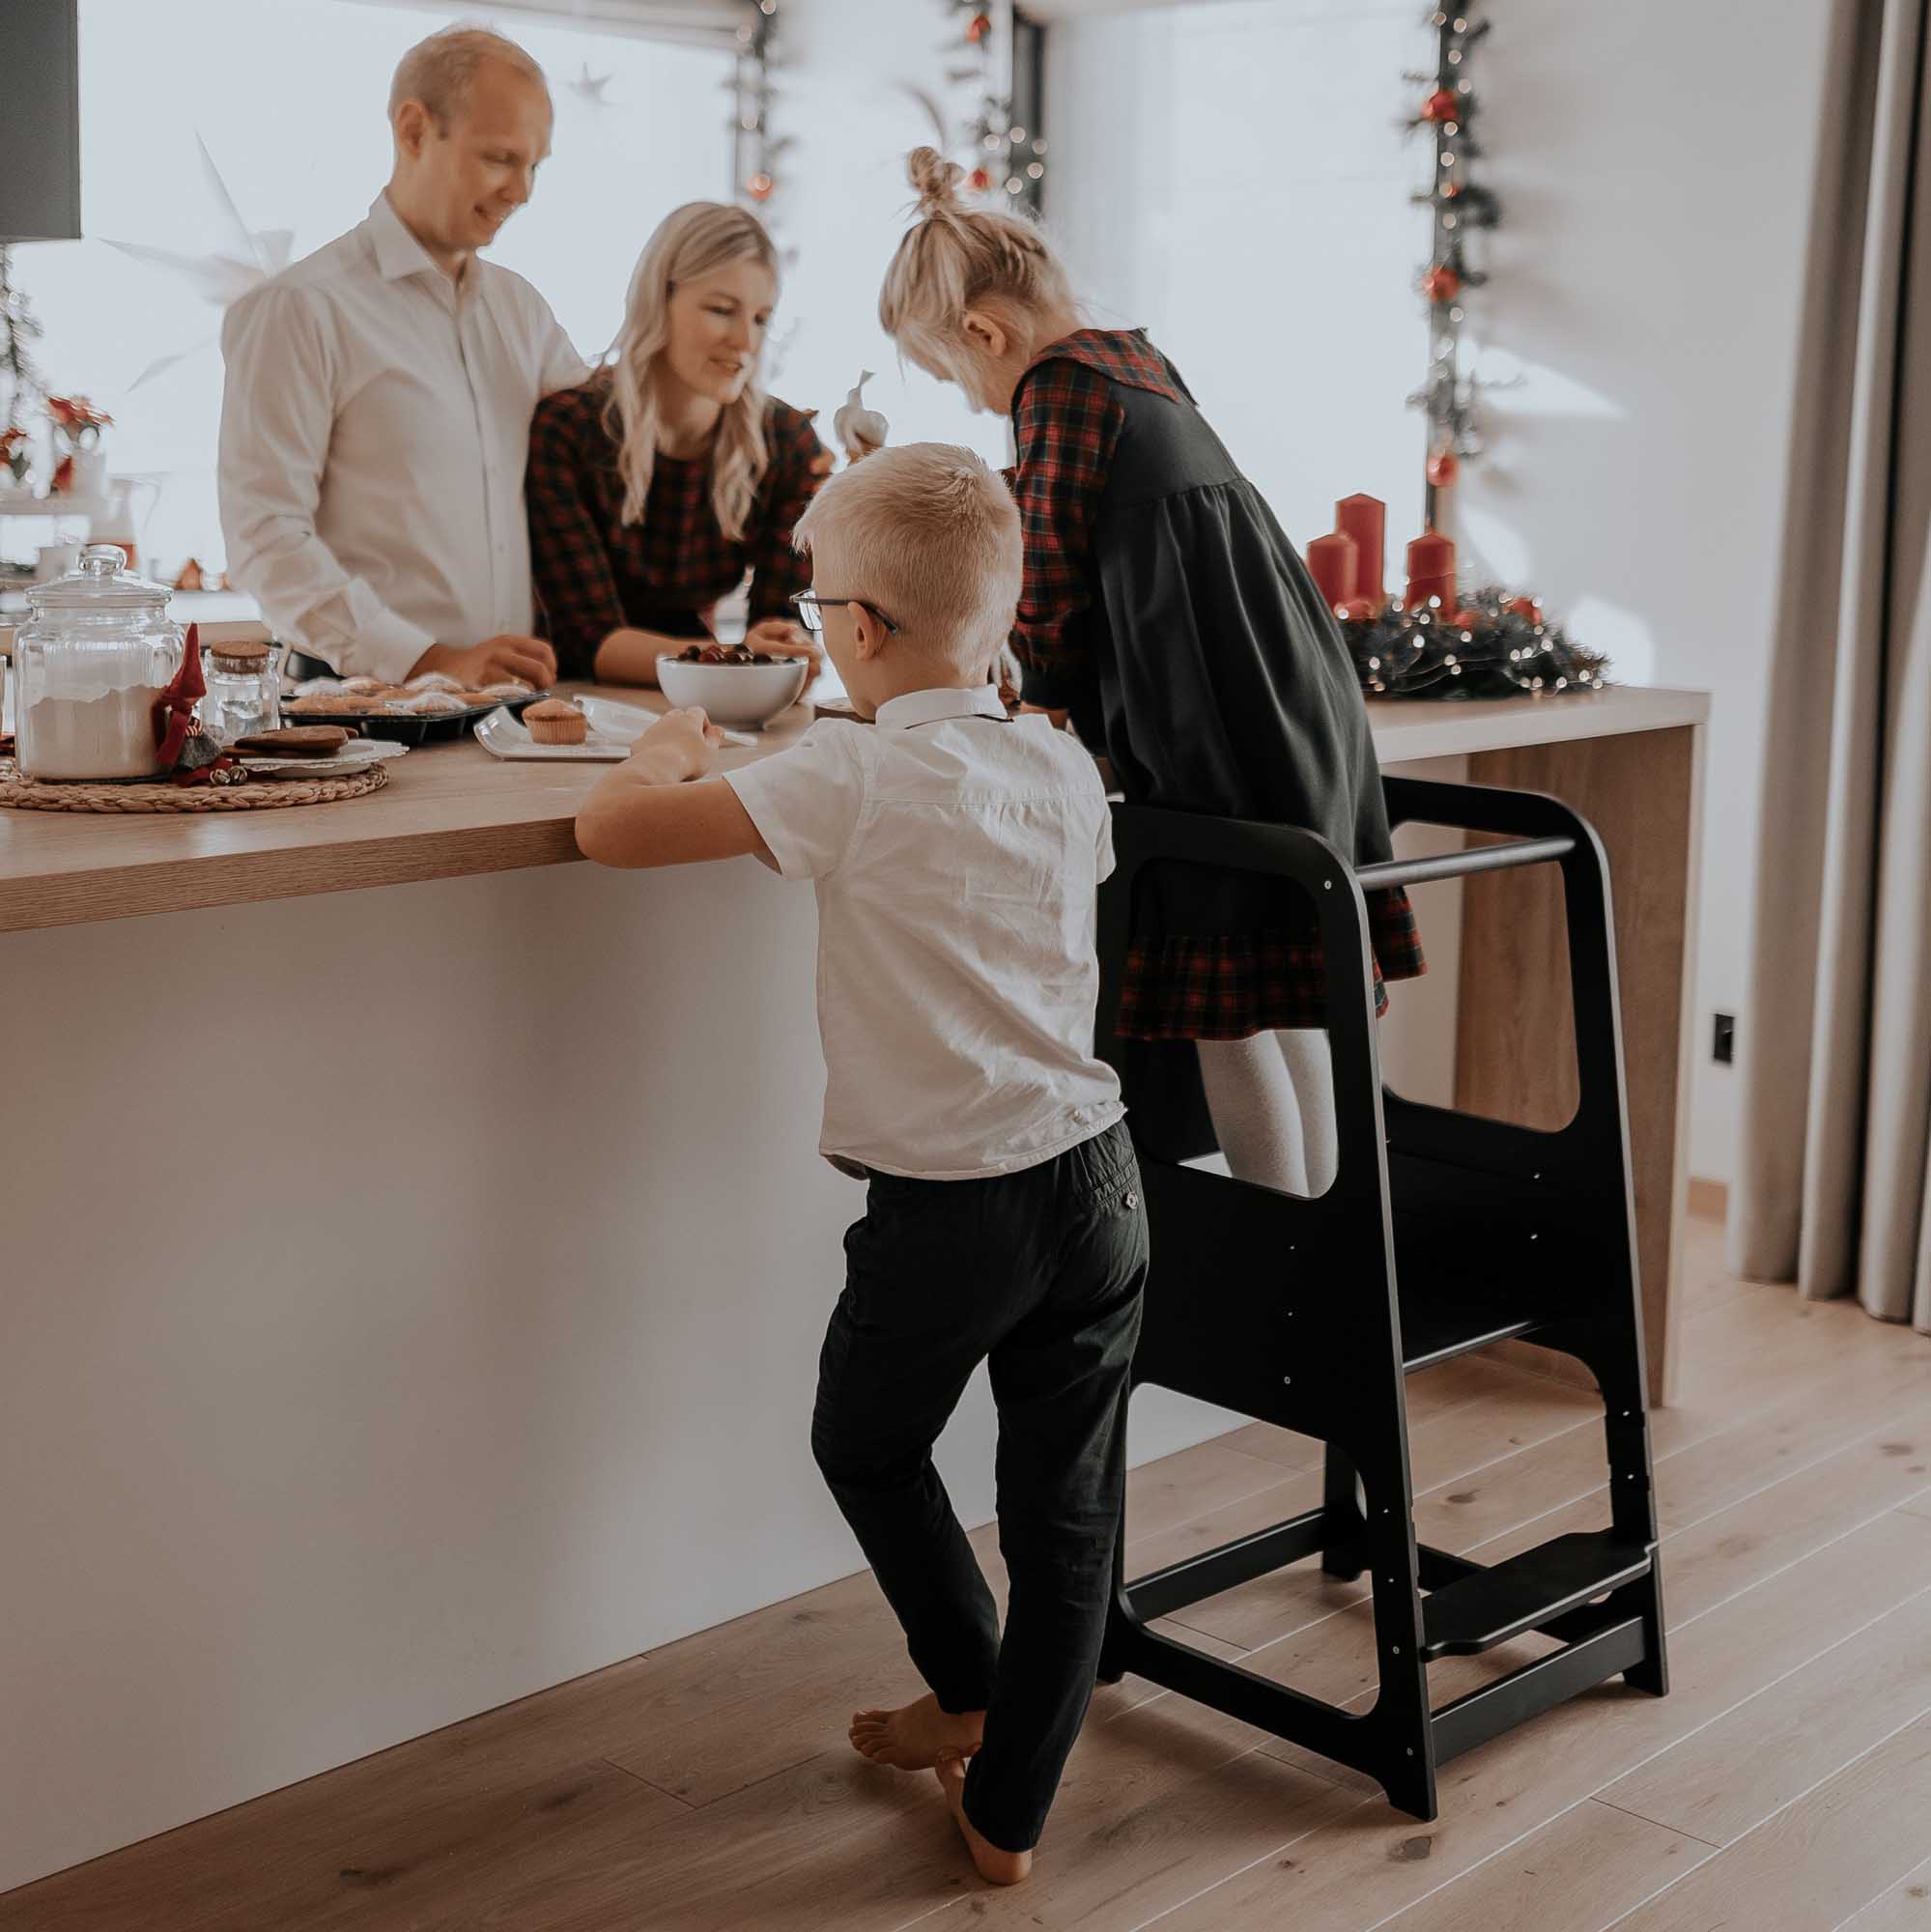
[[876, 150, 1424, 1195]]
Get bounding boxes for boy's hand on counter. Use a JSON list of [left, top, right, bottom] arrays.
[[630, 706, 724, 784], [412, 635, 558, 691], [576, 706, 769, 870]]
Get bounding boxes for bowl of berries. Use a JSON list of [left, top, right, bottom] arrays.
[[655, 643, 812, 730]]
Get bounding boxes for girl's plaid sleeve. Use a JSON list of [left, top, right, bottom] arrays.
[[526, 390, 627, 681], [746, 407, 826, 624], [1008, 359, 1124, 709]]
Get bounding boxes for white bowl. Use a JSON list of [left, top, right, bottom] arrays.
[[655, 654, 810, 729]]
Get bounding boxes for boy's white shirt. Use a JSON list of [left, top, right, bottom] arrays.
[[723, 683, 1126, 1180]]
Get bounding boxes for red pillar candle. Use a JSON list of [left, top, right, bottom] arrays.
[[1335, 494, 1386, 611], [1304, 530, 1358, 611], [1405, 529, 1457, 611]]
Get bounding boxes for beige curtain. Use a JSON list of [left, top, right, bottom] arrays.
[[1730, 0, 1931, 1327]]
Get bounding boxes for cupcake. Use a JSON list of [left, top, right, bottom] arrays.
[[524, 698, 588, 746]]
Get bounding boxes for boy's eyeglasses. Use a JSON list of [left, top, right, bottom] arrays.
[[789, 590, 900, 637]]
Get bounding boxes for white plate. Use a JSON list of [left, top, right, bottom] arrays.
[[236, 736, 410, 779], [582, 695, 759, 748], [473, 697, 757, 761]]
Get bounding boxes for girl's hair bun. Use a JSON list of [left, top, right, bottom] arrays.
[[907, 146, 966, 217]]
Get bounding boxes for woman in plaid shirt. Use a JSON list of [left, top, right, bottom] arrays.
[[526, 203, 826, 686], [876, 150, 1425, 1198]]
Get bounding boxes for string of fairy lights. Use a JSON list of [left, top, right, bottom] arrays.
[[944, 3, 1047, 210], [1406, 7, 1499, 526], [730, 1, 783, 213], [730, 2, 1043, 218], [1328, 5, 1608, 698]]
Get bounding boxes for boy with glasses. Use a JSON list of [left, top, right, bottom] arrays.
[[575, 442, 1148, 1887]]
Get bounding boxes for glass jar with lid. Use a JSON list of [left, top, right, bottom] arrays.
[[12, 545, 185, 781], [202, 638, 282, 747]]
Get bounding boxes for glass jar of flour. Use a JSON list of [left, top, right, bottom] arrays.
[[12, 546, 185, 781]]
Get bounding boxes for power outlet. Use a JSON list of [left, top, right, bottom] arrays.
[[1713, 1012, 1735, 1065]]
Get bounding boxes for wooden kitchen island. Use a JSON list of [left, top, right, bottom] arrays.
[[0, 681, 1707, 1891]]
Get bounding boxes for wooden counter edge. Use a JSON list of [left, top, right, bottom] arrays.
[[0, 817, 582, 934]]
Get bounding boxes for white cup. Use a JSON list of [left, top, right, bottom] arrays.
[[35, 542, 81, 582]]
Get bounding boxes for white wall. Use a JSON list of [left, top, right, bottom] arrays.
[[1459, 0, 1834, 1183], [1047, 0, 1433, 567], [1046, 0, 1841, 1182]]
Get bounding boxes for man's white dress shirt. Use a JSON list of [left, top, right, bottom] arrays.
[[724, 683, 1126, 1180], [218, 193, 587, 680]]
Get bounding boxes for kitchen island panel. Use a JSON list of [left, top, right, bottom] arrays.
[[0, 857, 1235, 1890]]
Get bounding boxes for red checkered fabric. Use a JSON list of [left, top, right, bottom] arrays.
[[527, 371, 824, 678], [1006, 328, 1426, 1039], [1007, 329, 1178, 707], [1118, 887, 1428, 1040]]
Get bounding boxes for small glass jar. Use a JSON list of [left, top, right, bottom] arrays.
[[202, 639, 282, 747], [12, 545, 185, 781]]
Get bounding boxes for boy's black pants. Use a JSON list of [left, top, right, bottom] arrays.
[[810, 1119, 1149, 1855]]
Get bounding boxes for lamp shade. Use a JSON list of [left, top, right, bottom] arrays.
[[0, 0, 81, 242]]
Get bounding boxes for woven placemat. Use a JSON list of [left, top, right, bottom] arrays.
[[0, 759, 390, 812]]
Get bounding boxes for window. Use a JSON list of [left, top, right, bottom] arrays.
[[18, 0, 735, 575]]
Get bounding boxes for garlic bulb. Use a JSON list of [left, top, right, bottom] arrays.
[[833, 370, 890, 459]]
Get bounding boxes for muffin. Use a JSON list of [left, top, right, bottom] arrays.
[[524, 698, 588, 746]]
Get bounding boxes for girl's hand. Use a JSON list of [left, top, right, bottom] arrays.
[[634, 705, 723, 782], [745, 616, 824, 680]]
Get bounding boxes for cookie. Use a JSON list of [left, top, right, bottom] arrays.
[[234, 726, 352, 757]]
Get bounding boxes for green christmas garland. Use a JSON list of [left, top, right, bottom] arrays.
[[1340, 584, 1610, 699]]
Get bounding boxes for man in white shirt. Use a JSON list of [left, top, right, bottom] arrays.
[[574, 444, 1148, 1889], [218, 27, 588, 688]]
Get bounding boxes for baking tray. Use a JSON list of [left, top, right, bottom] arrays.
[[281, 689, 549, 746]]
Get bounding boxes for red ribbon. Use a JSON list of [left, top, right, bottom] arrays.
[[152, 621, 207, 770]]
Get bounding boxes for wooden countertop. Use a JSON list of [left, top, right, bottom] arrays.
[[0, 682, 1710, 936]]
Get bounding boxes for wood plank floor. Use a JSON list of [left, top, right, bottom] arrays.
[[8, 1208, 1931, 1932]]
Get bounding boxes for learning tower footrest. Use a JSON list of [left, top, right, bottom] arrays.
[[1421, 1531, 1655, 1660]]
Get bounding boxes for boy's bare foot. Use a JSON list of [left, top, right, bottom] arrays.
[[847, 1691, 983, 1770], [933, 1749, 1032, 1886]]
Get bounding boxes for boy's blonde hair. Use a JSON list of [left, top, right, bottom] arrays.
[[607, 202, 780, 542], [795, 443, 1021, 678], [878, 149, 1074, 395], [389, 26, 547, 129]]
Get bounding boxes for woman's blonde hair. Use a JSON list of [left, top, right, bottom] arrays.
[[606, 202, 779, 540], [877, 149, 1074, 392]]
